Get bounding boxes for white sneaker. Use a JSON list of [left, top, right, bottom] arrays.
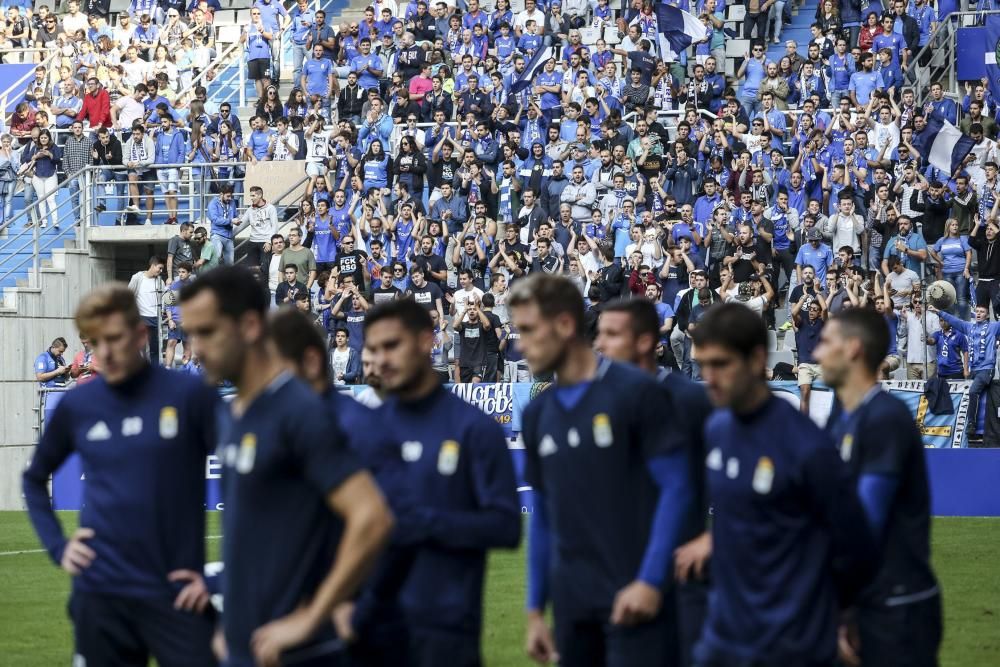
[[144, 217, 152, 226], [126, 204, 139, 212]]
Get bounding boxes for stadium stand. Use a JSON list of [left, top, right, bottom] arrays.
[[2, 0, 1000, 443]]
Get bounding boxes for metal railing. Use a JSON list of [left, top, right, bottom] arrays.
[[0, 50, 61, 116], [191, 40, 249, 110]]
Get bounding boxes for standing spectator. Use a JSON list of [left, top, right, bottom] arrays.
[[69, 334, 100, 385], [128, 256, 165, 363], [91, 127, 123, 217], [329, 329, 362, 385], [153, 115, 184, 224], [238, 186, 278, 269], [795, 227, 835, 285], [929, 304, 1000, 444], [792, 288, 827, 414], [301, 45, 334, 112], [904, 295, 939, 380], [288, 0, 314, 86], [35, 337, 71, 387], [275, 263, 307, 305], [244, 6, 274, 100], [123, 124, 155, 224], [207, 184, 238, 265], [882, 216, 928, 276], [255, 0, 290, 82], [76, 78, 112, 128], [929, 316, 968, 381], [280, 226, 318, 289], [166, 221, 195, 282], [164, 262, 193, 368], [22, 129, 62, 229], [62, 122, 92, 225]]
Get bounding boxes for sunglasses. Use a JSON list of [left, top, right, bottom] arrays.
[[394, 268, 405, 273]]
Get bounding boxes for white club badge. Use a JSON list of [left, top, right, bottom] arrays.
[[236, 433, 257, 474], [438, 440, 460, 476], [159, 406, 178, 439], [539, 435, 558, 457], [840, 434, 854, 462], [706, 448, 723, 471], [567, 428, 580, 448], [402, 441, 423, 462], [752, 456, 775, 495], [725, 457, 740, 480], [593, 413, 614, 448]]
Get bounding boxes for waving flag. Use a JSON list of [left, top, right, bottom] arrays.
[[916, 116, 976, 176], [654, 4, 708, 61], [510, 47, 556, 95]]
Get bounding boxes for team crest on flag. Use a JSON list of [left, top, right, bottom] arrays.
[[438, 440, 460, 475], [752, 457, 775, 494], [236, 433, 256, 474], [159, 406, 178, 439], [840, 434, 854, 462], [593, 414, 613, 448]]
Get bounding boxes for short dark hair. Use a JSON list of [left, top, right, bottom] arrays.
[[690, 302, 767, 359], [364, 297, 434, 335], [508, 274, 586, 338], [830, 307, 889, 373], [179, 266, 269, 322], [601, 298, 660, 343], [268, 308, 329, 381]]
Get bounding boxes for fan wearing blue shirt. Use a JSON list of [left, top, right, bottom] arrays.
[[34, 337, 70, 387], [795, 227, 835, 284], [929, 316, 969, 380], [817, 308, 941, 667], [362, 298, 521, 666], [350, 38, 384, 91], [179, 266, 393, 667], [688, 303, 877, 666], [593, 297, 714, 667], [512, 276, 697, 666], [301, 44, 334, 107], [848, 53, 884, 109], [872, 15, 906, 68], [23, 284, 219, 667]]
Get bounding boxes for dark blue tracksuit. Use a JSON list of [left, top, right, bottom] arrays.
[[22, 365, 219, 667], [376, 385, 521, 667]]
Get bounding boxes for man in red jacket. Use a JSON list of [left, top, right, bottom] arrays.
[[76, 78, 112, 128]]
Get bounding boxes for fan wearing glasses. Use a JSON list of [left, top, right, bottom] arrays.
[[737, 40, 768, 116]]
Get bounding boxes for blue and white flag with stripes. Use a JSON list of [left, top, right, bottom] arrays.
[[654, 4, 708, 61], [917, 116, 976, 176], [510, 47, 556, 95]]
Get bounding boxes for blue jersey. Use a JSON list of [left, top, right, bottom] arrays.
[[930, 328, 967, 376], [827, 389, 938, 606], [375, 385, 520, 635], [34, 350, 65, 387], [938, 312, 1000, 371], [696, 396, 875, 665], [217, 374, 361, 666], [522, 361, 709, 614], [302, 57, 332, 96], [312, 214, 337, 263], [23, 366, 217, 597]]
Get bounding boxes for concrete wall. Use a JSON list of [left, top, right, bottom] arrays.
[[0, 240, 160, 509]]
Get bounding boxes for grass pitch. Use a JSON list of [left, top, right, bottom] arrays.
[[0, 512, 997, 666]]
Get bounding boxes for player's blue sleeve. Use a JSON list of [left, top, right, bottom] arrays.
[[418, 420, 521, 550], [21, 397, 76, 565], [858, 473, 899, 541], [637, 451, 693, 587], [526, 491, 550, 612]]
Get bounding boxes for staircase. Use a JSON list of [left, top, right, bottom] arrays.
[[766, 0, 818, 64]]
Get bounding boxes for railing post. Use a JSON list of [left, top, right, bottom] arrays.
[[31, 214, 40, 287], [239, 45, 247, 108], [80, 169, 91, 249]]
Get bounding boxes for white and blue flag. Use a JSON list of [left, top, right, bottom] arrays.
[[654, 4, 708, 61], [510, 47, 556, 96], [917, 116, 976, 176]]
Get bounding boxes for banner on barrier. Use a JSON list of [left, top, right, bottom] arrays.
[[47, 379, 980, 512]]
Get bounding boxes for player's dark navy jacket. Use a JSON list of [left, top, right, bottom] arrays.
[[325, 387, 414, 665], [695, 395, 876, 666], [522, 360, 692, 616], [217, 373, 362, 667], [23, 365, 217, 598], [375, 385, 521, 638], [827, 388, 940, 655]]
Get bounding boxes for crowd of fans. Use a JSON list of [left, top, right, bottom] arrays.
[[10, 0, 1000, 436]]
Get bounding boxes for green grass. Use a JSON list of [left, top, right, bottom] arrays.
[[1, 513, 997, 666]]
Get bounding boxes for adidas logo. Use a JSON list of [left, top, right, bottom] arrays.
[[85, 421, 111, 442]]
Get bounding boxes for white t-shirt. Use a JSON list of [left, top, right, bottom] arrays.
[[115, 96, 146, 130], [905, 310, 940, 365], [306, 129, 331, 163], [331, 347, 350, 385], [268, 254, 282, 292], [271, 131, 299, 161], [727, 294, 767, 316], [134, 274, 159, 317], [454, 286, 484, 320]]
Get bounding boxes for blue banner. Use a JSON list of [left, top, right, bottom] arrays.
[[46, 381, 996, 516], [985, 17, 1000, 103]]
